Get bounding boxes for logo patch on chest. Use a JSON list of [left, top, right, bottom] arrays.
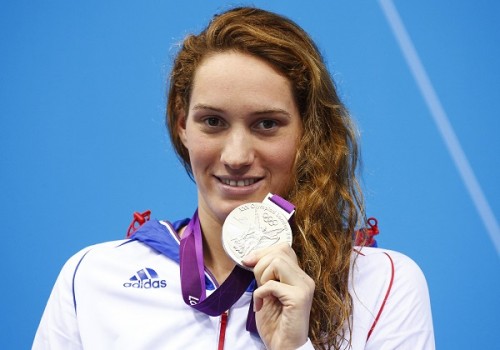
[[123, 268, 167, 289]]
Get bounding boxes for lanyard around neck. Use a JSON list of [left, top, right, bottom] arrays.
[[180, 210, 255, 315], [179, 194, 295, 333]]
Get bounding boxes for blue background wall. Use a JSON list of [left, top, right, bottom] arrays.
[[1, 1, 498, 348]]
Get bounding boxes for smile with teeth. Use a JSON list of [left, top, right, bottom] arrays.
[[220, 178, 258, 187]]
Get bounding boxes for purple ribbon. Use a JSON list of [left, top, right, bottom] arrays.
[[179, 194, 295, 334], [268, 194, 295, 215], [179, 210, 257, 331]]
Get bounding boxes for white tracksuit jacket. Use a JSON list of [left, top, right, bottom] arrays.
[[33, 219, 435, 349]]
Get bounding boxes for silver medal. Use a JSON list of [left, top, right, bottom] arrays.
[[222, 201, 292, 269]]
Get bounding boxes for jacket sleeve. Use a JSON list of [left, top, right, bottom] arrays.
[[32, 248, 91, 350], [365, 251, 435, 350]]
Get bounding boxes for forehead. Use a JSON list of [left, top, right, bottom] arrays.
[[189, 51, 297, 113]]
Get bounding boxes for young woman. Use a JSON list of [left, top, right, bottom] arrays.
[[34, 7, 434, 350]]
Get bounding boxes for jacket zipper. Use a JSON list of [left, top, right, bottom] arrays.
[[218, 310, 229, 350]]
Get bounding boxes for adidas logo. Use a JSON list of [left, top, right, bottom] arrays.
[[123, 268, 167, 289]]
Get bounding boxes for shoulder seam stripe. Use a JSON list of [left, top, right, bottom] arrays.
[[159, 220, 181, 244], [72, 249, 92, 315], [366, 251, 395, 341]]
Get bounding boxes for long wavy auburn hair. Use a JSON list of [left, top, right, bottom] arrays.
[[166, 7, 365, 349]]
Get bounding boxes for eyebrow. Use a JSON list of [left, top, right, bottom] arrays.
[[192, 103, 292, 118], [192, 104, 224, 112]]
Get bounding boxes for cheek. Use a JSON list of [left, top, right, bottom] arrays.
[[186, 138, 218, 173], [188, 143, 209, 164], [268, 138, 298, 173]]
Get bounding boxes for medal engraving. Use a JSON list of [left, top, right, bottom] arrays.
[[222, 202, 292, 269]]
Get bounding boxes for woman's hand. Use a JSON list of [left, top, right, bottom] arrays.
[[242, 243, 315, 350]]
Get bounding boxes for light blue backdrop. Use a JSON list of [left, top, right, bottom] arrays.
[[1, 1, 498, 349]]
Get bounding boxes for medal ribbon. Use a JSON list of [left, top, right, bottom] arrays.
[[179, 194, 295, 333], [180, 210, 255, 315]]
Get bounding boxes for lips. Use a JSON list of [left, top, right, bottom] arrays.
[[217, 177, 262, 187]]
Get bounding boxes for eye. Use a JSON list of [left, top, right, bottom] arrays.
[[203, 116, 225, 128], [255, 119, 278, 130]]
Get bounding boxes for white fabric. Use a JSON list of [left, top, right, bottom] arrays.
[[33, 233, 434, 349]]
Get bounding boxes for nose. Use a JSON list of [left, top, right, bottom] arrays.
[[220, 128, 254, 170]]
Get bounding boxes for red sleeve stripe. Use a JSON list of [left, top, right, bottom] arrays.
[[366, 252, 395, 340]]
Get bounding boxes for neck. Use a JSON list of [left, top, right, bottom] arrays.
[[197, 210, 236, 284]]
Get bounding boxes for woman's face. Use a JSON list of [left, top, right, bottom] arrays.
[[178, 51, 302, 225]]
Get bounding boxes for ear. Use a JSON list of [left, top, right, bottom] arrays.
[[177, 110, 188, 147]]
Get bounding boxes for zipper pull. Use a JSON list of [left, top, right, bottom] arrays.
[[218, 310, 229, 350]]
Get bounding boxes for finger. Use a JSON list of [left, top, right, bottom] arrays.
[[254, 254, 298, 286], [253, 279, 313, 312], [251, 248, 308, 288], [253, 280, 289, 312]]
